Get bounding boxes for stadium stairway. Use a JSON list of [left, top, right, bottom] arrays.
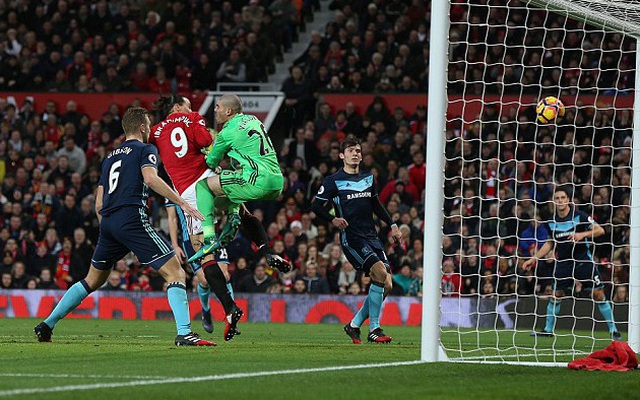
[[271, 0, 335, 86]]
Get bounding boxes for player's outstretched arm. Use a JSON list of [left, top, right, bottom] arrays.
[[141, 166, 204, 221], [522, 240, 553, 271]]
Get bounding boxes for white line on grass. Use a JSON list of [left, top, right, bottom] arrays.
[[0, 373, 169, 380], [0, 360, 426, 397]]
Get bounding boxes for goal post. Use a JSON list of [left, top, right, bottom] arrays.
[[421, 0, 450, 363], [423, 0, 640, 363]]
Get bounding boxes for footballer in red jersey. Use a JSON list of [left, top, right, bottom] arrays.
[[152, 94, 290, 341]]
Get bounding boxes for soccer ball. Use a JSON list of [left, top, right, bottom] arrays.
[[536, 96, 565, 124]]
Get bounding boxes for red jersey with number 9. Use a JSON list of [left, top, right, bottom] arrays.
[[150, 112, 213, 194]]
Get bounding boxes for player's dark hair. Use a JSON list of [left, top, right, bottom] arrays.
[[340, 134, 361, 153], [122, 107, 149, 135], [152, 93, 186, 119], [555, 185, 573, 198]]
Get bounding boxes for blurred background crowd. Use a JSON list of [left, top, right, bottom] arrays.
[[0, 0, 631, 306]]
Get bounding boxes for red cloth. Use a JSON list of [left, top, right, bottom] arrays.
[[568, 341, 638, 372]]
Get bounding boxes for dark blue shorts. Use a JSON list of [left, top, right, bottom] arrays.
[[92, 207, 175, 270], [554, 261, 604, 292], [341, 235, 389, 274]]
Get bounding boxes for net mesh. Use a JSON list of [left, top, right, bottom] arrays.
[[441, 0, 633, 363]]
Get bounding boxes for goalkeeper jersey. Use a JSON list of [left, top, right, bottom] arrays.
[[207, 113, 283, 190]]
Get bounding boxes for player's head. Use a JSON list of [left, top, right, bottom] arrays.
[[153, 93, 191, 119], [122, 107, 151, 142], [339, 134, 362, 170], [553, 186, 572, 213], [214, 94, 242, 125]]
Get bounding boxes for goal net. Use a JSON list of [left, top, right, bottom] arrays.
[[423, 0, 640, 364]]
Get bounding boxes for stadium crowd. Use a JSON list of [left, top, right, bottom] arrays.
[[0, 0, 427, 298], [0, 0, 631, 305]]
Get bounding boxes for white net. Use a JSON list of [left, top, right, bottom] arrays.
[[441, 0, 634, 363]]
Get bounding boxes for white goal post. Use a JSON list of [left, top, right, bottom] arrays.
[[422, 0, 640, 363]]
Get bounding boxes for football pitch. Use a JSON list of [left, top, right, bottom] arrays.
[[0, 319, 636, 400]]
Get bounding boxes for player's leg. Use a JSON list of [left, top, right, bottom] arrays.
[[583, 263, 620, 339], [35, 265, 111, 342], [214, 172, 282, 251], [188, 236, 213, 333], [190, 173, 235, 261], [155, 255, 215, 346], [127, 208, 215, 346], [592, 287, 620, 339], [195, 175, 225, 245], [543, 290, 564, 334], [202, 248, 243, 341], [367, 260, 392, 343], [239, 204, 291, 273], [532, 263, 572, 337], [35, 219, 128, 342]]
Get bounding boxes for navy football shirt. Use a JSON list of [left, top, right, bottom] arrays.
[[315, 169, 379, 241], [99, 139, 158, 216], [545, 207, 595, 262]]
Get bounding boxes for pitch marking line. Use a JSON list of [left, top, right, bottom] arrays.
[[0, 373, 168, 380], [0, 360, 426, 397]]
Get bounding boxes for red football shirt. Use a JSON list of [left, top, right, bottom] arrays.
[[150, 112, 213, 194]]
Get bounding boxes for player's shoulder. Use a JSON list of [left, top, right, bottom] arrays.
[[575, 209, 593, 221], [187, 111, 206, 125], [324, 169, 343, 183]]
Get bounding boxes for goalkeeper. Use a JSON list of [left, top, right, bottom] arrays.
[[523, 187, 621, 340], [189, 94, 284, 263]]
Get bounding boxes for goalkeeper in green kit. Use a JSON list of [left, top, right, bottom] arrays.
[[189, 94, 284, 262]]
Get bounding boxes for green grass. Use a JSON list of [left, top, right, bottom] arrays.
[[0, 319, 636, 400]]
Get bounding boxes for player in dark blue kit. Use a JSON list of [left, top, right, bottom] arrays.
[[167, 202, 241, 339], [34, 107, 216, 346], [311, 134, 402, 344], [523, 187, 621, 340]]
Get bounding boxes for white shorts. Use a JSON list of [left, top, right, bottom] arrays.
[[180, 169, 216, 236]]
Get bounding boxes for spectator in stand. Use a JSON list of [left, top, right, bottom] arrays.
[[56, 136, 87, 175], [392, 261, 415, 295], [55, 193, 82, 241], [190, 53, 217, 91], [337, 260, 357, 294], [281, 65, 314, 135], [441, 258, 461, 297], [297, 260, 329, 294], [37, 268, 59, 289], [1, 272, 13, 289], [238, 263, 273, 293], [231, 256, 252, 289], [285, 128, 317, 170], [11, 261, 30, 288], [102, 271, 125, 291]]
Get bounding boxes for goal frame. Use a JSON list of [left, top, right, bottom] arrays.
[[421, 0, 640, 362]]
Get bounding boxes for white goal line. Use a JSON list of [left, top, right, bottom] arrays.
[[0, 360, 426, 397]]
